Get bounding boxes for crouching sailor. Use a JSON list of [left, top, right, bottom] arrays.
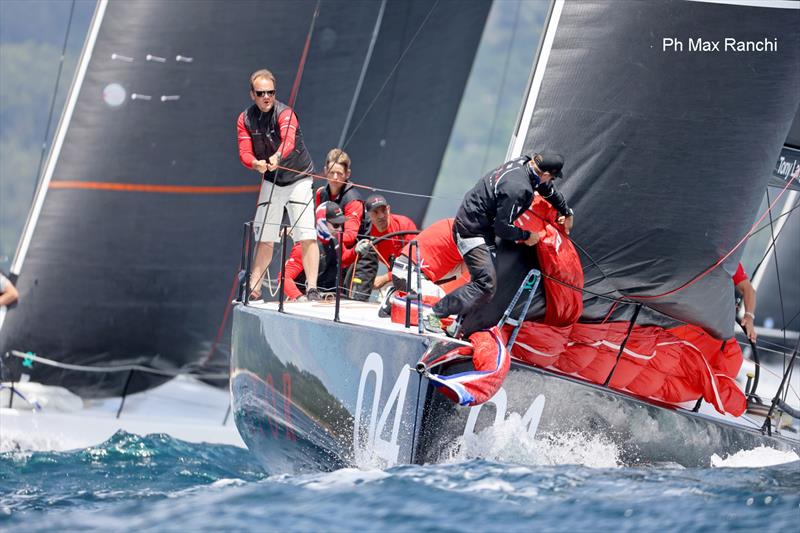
[[425, 153, 574, 334], [280, 202, 355, 300]]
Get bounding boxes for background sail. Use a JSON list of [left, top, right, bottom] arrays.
[[0, 0, 489, 396], [514, 0, 800, 338]]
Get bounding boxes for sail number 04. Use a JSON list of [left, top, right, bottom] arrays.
[[353, 352, 546, 465]]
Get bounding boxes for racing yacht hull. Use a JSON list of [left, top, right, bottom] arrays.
[[231, 303, 799, 474]]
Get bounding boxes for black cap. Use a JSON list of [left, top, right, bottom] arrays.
[[365, 193, 388, 212], [325, 202, 346, 225], [533, 152, 565, 179]]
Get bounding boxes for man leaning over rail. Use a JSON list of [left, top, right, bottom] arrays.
[[280, 202, 355, 301], [426, 153, 575, 335], [237, 68, 320, 301]]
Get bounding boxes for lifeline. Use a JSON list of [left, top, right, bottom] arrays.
[[722, 37, 777, 52]]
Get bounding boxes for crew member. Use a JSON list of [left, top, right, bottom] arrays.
[[281, 202, 355, 300], [237, 68, 320, 300], [390, 218, 464, 293], [427, 153, 574, 332], [0, 272, 18, 307], [350, 193, 417, 300], [733, 262, 757, 342], [315, 149, 369, 255]]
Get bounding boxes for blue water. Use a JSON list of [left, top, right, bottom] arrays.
[[2, 431, 798, 531]]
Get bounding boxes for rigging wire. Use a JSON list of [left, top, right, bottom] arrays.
[[764, 186, 790, 402], [342, 0, 441, 148], [2, 0, 76, 267], [34, 0, 77, 192], [479, 0, 523, 175], [625, 173, 799, 302]]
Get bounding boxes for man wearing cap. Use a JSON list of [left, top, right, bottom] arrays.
[[426, 153, 574, 334], [349, 194, 418, 300], [280, 202, 356, 300]]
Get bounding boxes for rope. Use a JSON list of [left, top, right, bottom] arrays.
[[628, 173, 798, 301], [342, 0, 441, 149], [5, 350, 228, 379], [479, 0, 522, 174], [272, 164, 460, 201]]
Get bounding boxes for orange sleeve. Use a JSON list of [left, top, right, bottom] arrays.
[[237, 112, 256, 169]]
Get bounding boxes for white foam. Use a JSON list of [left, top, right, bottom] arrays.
[[710, 446, 800, 468], [446, 413, 620, 468], [0, 428, 81, 453], [210, 478, 247, 488]]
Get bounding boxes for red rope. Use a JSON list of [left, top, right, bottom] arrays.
[[629, 173, 798, 301], [288, 1, 320, 108]]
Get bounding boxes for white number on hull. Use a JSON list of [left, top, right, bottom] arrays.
[[353, 352, 410, 466], [463, 388, 546, 438]]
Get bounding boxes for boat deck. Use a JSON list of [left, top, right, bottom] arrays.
[[246, 299, 472, 346]]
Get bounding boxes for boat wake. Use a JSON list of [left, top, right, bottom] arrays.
[[444, 413, 620, 468], [710, 446, 800, 468]]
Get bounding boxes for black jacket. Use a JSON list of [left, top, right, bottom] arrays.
[[243, 101, 313, 186], [455, 156, 571, 242]]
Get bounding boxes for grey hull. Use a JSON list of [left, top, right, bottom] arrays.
[[231, 304, 799, 473]]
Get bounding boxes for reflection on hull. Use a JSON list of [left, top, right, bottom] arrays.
[[231, 305, 799, 473]]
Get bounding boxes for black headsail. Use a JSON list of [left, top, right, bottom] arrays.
[[493, 0, 800, 338], [0, 0, 489, 396]]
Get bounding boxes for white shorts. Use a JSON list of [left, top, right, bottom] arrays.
[[252, 177, 316, 243]]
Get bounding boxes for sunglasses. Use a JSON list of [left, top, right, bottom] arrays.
[[254, 89, 276, 97]]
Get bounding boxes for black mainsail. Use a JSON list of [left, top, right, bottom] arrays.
[[484, 0, 800, 338], [0, 0, 490, 396]]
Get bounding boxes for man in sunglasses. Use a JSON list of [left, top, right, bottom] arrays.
[[280, 202, 356, 300], [237, 68, 320, 300]]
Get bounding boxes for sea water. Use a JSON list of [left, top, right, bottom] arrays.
[[2, 427, 798, 531]]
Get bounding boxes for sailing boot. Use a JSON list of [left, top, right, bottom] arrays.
[[306, 288, 322, 302]]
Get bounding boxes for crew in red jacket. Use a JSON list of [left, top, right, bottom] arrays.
[[314, 149, 369, 254], [732, 262, 757, 342], [237, 68, 319, 300], [349, 194, 418, 300], [391, 218, 465, 293], [281, 202, 355, 300]]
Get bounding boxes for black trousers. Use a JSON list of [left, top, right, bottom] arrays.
[[431, 241, 496, 318], [347, 247, 380, 301]]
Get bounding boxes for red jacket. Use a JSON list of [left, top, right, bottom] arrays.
[[281, 240, 356, 299], [400, 218, 462, 282], [369, 214, 417, 266]]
